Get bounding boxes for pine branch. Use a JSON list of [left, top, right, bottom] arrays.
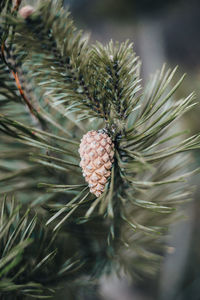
[[0, 196, 85, 299], [9, 1, 102, 117], [4, 1, 142, 128], [0, 0, 200, 286]]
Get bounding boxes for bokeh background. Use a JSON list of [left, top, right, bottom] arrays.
[[61, 0, 200, 299]]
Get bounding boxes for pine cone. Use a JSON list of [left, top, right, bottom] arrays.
[[79, 130, 114, 197], [19, 5, 35, 19]]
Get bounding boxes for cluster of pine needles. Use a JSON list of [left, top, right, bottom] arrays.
[[0, 0, 200, 299]]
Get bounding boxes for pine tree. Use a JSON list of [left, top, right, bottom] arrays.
[[0, 1, 200, 299]]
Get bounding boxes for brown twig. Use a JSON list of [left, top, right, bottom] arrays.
[[12, 0, 22, 12], [12, 70, 36, 115]]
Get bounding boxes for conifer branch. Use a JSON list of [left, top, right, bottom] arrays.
[[0, 196, 85, 299], [0, 0, 200, 294]]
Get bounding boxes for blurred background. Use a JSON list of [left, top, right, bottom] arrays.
[[61, 0, 200, 299]]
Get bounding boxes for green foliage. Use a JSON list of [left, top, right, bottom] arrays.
[[0, 0, 199, 298], [0, 196, 84, 299]]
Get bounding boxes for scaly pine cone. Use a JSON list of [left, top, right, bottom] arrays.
[[79, 130, 114, 197], [19, 5, 35, 19]]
